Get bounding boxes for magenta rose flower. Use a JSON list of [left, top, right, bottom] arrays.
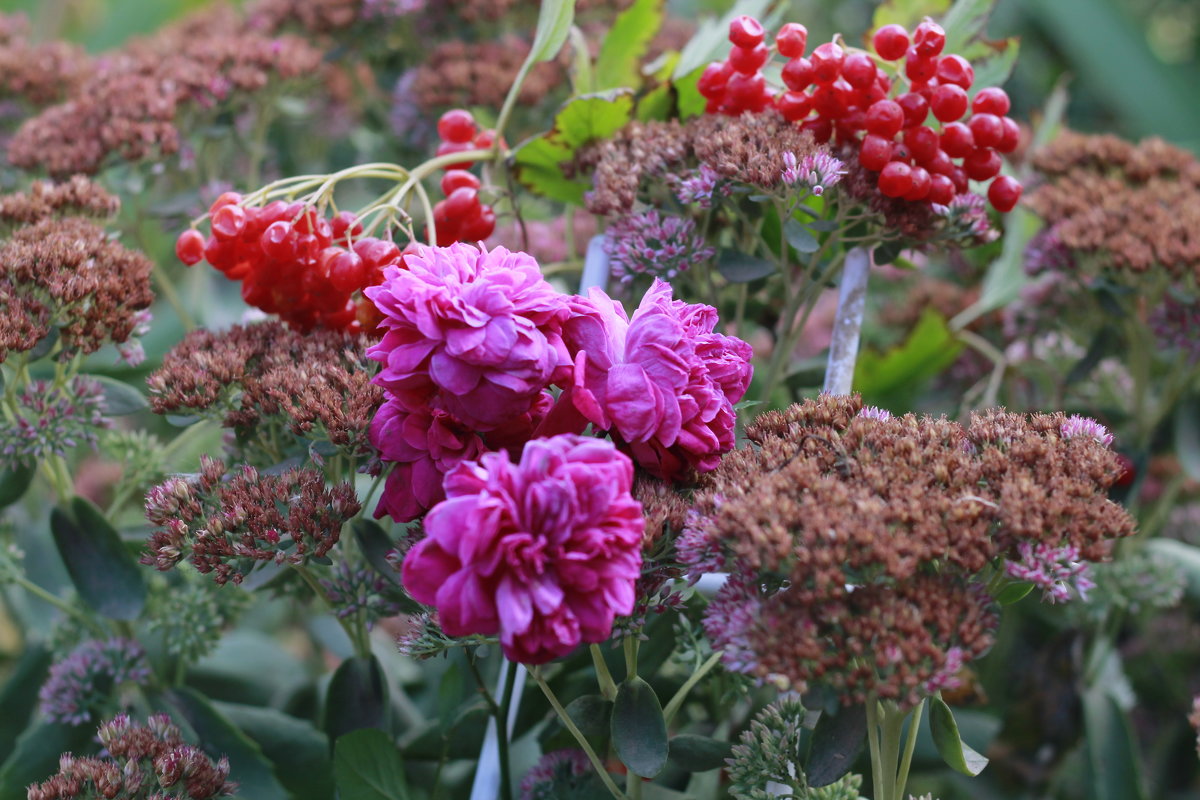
[[560, 279, 753, 480], [364, 243, 570, 430], [401, 434, 644, 664]]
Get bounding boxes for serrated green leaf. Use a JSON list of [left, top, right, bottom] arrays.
[[805, 703, 866, 787], [929, 695, 989, 776], [164, 688, 290, 800], [323, 654, 390, 742], [612, 676, 668, 779], [853, 310, 963, 408], [50, 497, 146, 620], [595, 0, 663, 91], [872, 0, 951, 31], [716, 250, 776, 283], [334, 729, 410, 800], [512, 138, 587, 205], [784, 218, 820, 253], [216, 703, 334, 800], [87, 374, 149, 416], [529, 0, 576, 63], [668, 734, 732, 772], [0, 463, 35, 510]]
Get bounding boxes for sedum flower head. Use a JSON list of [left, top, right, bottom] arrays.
[[518, 749, 595, 800], [38, 638, 151, 725], [603, 210, 715, 285], [402, 434, 644, 664], [0, 377, 110, 469]]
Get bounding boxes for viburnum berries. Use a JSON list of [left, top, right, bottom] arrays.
[[432, 108, 497, 244], [697, 14, 1023, 214]]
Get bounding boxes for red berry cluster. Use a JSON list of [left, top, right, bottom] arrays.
[[696, 15, 1023, 213], [174, 192, 402, 333], [431, 109, 497, 245]]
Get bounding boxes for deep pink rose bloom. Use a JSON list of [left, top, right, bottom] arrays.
[[559, 279, 753, 480], [401, 434, 644, 664], [364, 243, 570, 430]]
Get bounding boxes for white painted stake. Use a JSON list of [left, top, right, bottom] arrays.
[[823, 246, 873, 396]]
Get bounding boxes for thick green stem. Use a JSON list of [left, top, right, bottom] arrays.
[[591, 644, 618, 701], [865, 697, 885, 800], [662, 650, 722, 726], [496, 660, 518, 800], [894, 699, 924, 799], [531, 667, 628, 800]]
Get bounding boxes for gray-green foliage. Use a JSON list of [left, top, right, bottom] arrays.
[[1071, 550, 1185, 624], [147, 567, 250, 663], [728, 697, 865, 800]]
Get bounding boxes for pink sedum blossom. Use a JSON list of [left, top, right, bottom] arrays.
[[364, 243, 570, 430], [401, 434, 644, 664], [560, 279, 753, 480]]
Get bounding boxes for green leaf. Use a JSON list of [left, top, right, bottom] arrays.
[[568, 25, 594, 94], [716, 249, 776, 283], [805, 703, 866, 787], [929, 695, 989, 776], [529, 0, 576, 63], [940, 0, 996, 54], [962, 37, 1019, 98], [566, 693, 613, 738], [611, 676, 668, 779], [595, 0, 664, 91], [993, 581, 1035, 605], [873, 239, 905, 266], [352, 519, 401, 586], [27, 328, 59, 361], [216, 703, 335, 800], [164, 688, 290, 800], [50, 496, 146, 620], [636, 83, 674, 122], [668, 734, 732, 772], [0, 463, 35, 510], [1175, 397, 1200, 483], [323, 654, 390, 742], [334, 729, 410, 800], [873, 0, 951, 30], [853, 310, 963, 409], [1081, 686, 1148, 800], [783, 219, 820, 254], [86, 374, 148, 416], [0, 721, 94, 800], [511, 138, 587, 205], [0, 644, 52, 762], [1145, 539, 1200, 601], [675, 65, 707, 120], [958, 207, 1039, 325]]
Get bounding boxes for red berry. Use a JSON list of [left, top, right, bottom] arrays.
[[432, 201, 459, 246], [328, 250, 367, 293], [891, 141, 913, 164], [208, 191, 242, 215], [458, 205, 496, 242], [782, 57, 815, 91], [436, 140, 474, 171], [776, 91, 812, 122], [260, 220, 295, 261], [1114, 453, 1136, 488], [437, 109, 476, 144], [872, 24, 910, 60], [859, 134, 894, 171], [997, 116, 1021, 153], [940, 122, 975, 157], [968, 113, 1004, 148], [896, 92, 929, 127], [729, 15, 764, 48], [972, 87, 1011, 116], [948, 166, 968, 194], [903, 166, 932, 201], [729, 43, 770, 75], [905, 126, 940, 162], [987, 175, 1023, 212], [698, 61, 733, 98], [441, 169, 482, 196], [442, 186, 481, 219], [878, 161, 914, 197], [175, 230, 206, 265], [865, 99, 904, 137], [211, 204, 247, 240], [928, 173, 956, 204], [812, 84, 846, 118], [930, 83, 969, 122], [913, 19, 946, 57], [331, 211, 362, 243], [801, 116, 833, 143], [811, 42, 844, 83], [936, 54, 974, 89], [473, 128, 504, 150], [963, 147, 1002, 181], [354, 238, 401, 269], [726, 71, 766, 109], [842, 53, 876, 89], [904, 48, 937, 82], [923, 147, 954, 175], [775, 23, 808, 58]]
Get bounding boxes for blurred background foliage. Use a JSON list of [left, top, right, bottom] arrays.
[[2, 0, 1197, 150]]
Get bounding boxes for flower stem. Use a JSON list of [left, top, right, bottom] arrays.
[[496, 660, 518, 800], [865, 696, 884, 800], [591, 644, 618, 701], [11, 574, 106, 637], [531, 666, 629, 800], [662, 650, 722, 726], [894, 699, 925, 799]]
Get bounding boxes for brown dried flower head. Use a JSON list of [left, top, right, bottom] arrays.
[[147, 321, 384, 460], [0, 12, 90, 106], [0, 176, 119, 227], [408, 35, 563, 113], [0, 216, 154, 362]]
